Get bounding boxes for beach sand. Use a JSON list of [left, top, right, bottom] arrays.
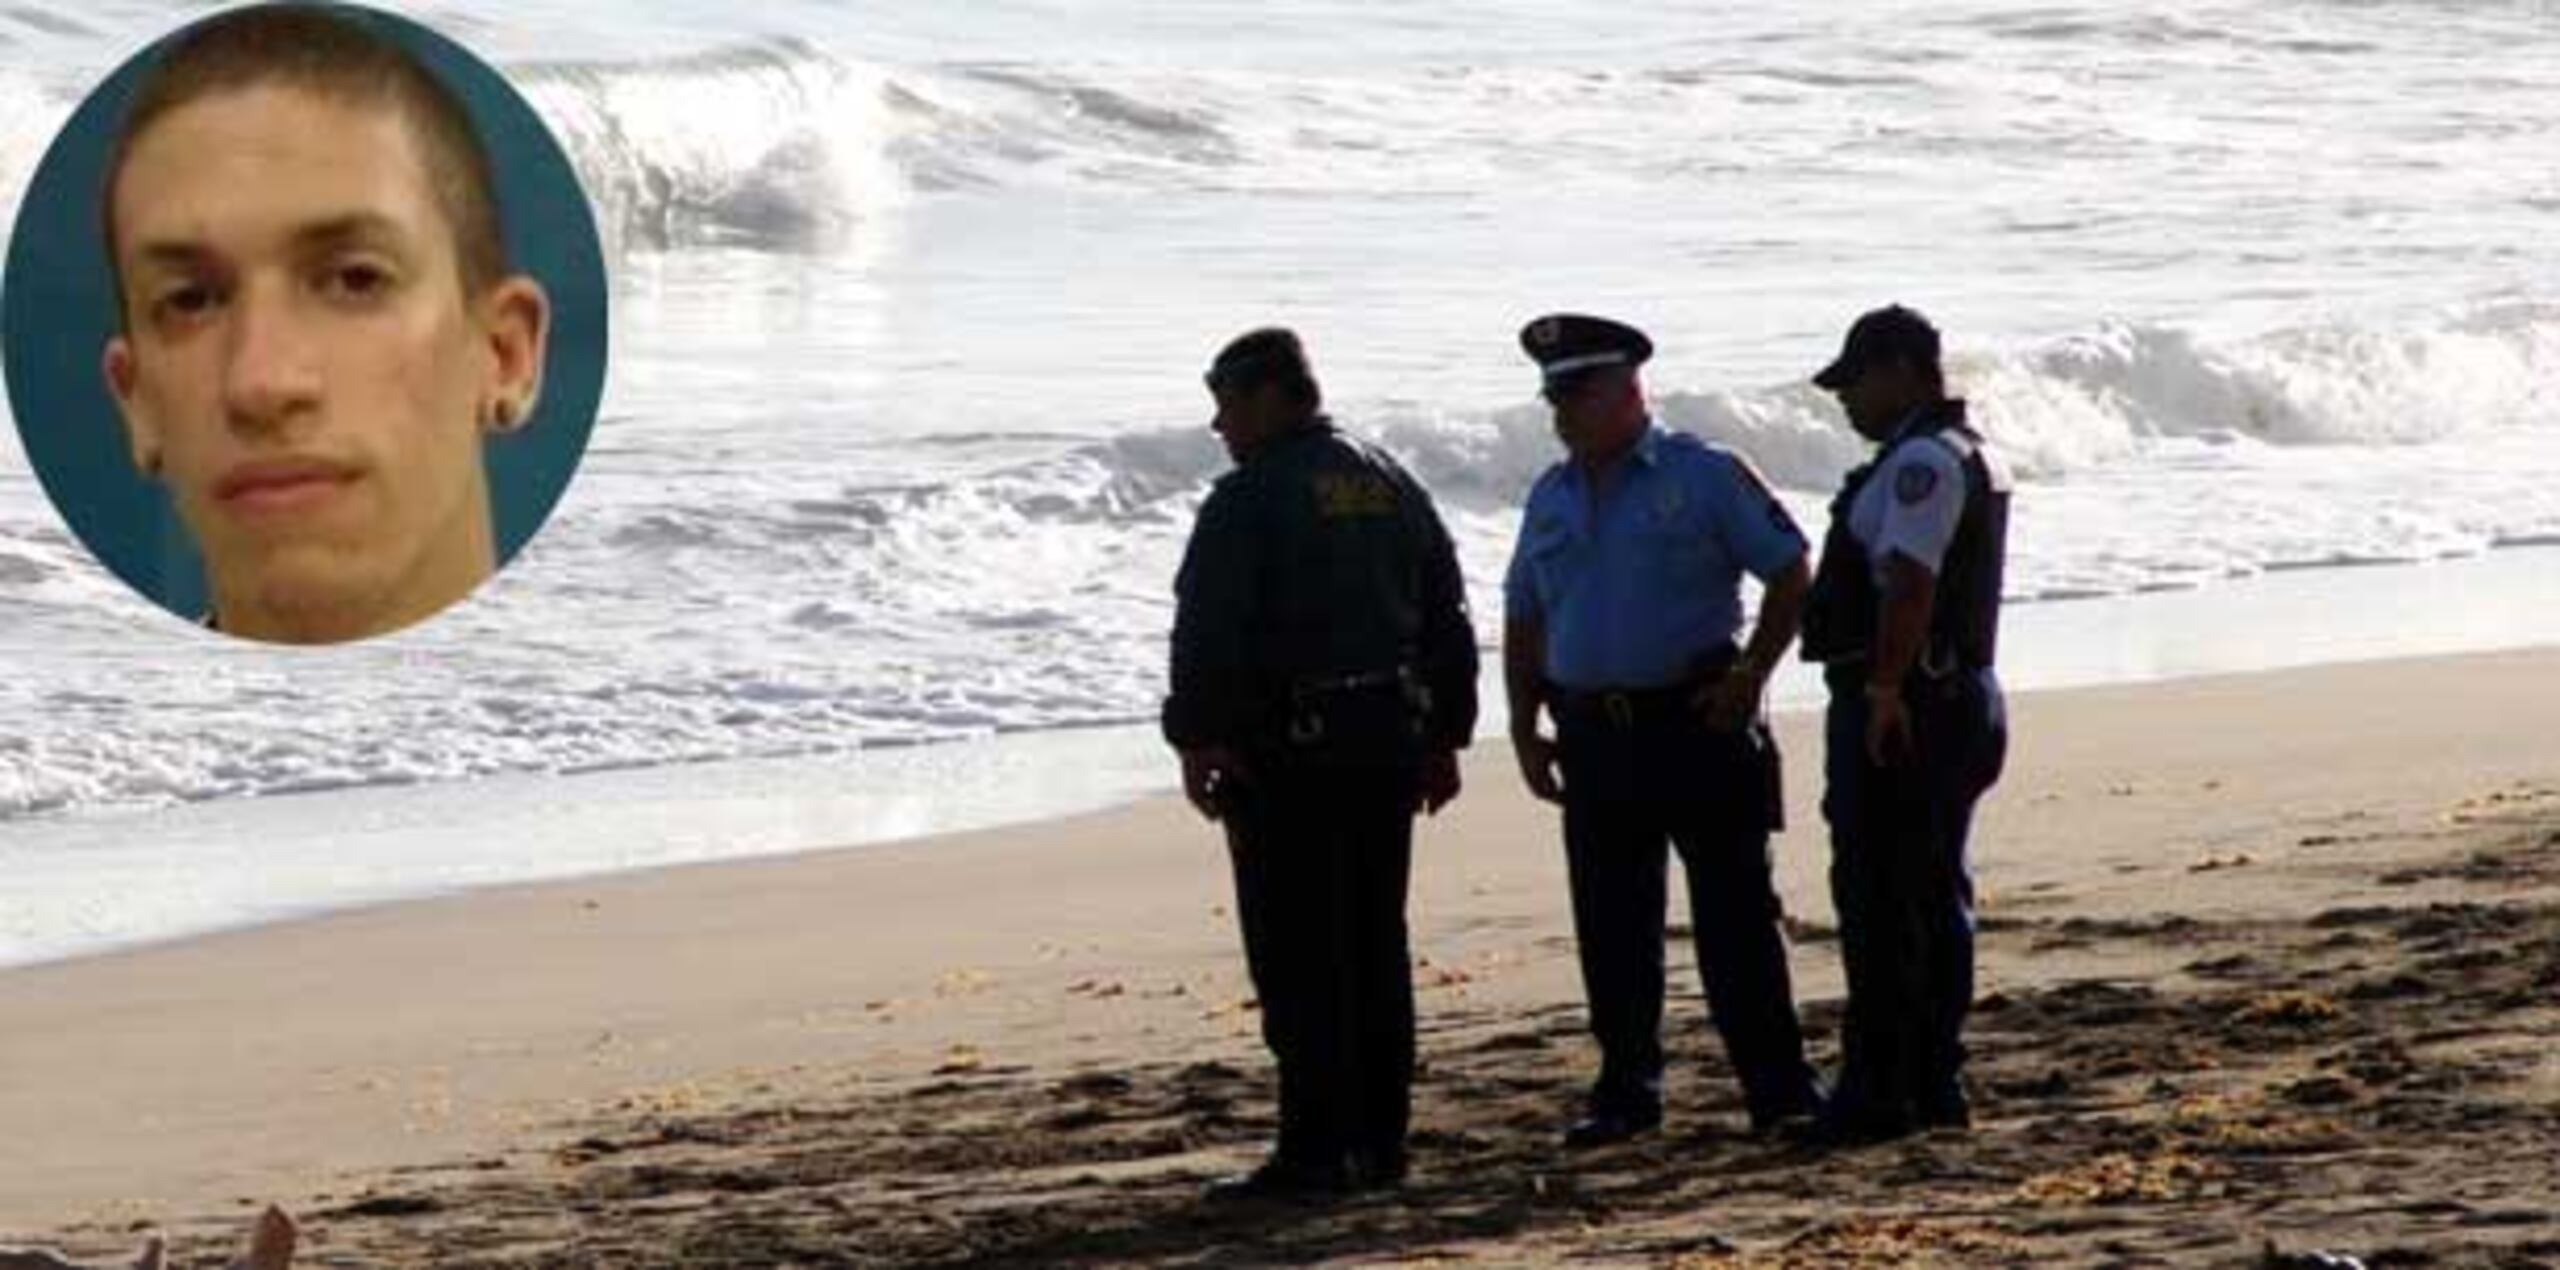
[[4, 650, 2557, 1266]]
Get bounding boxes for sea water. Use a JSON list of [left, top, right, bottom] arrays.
[[4, 1, 2558, 964]]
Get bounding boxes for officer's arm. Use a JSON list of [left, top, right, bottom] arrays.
[[1413, 492, 1481, 750], [1865, 444, 1965, 699], [1867, 554, 1937, 698], [1739, 557, 1811, 683], [1163, 481, 1262, 750], [1500, 518, 1548, 743], [1709, 451, 1812, 684], [1505, 614, 1554, 723]]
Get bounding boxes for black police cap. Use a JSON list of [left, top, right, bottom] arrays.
[[1519, 313, 1653, 385], [1813, 304, 1941, 390]]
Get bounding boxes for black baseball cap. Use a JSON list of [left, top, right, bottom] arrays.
[[1813, 304, 1941, 390], [1206, 326, 1317, 398]]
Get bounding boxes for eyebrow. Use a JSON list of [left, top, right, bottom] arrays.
[[129, 211, 416, 272]]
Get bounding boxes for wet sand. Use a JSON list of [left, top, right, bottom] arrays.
[[5, 650, 2558, 1266]]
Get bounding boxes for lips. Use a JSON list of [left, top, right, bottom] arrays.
[[212, 457, 362, 514]]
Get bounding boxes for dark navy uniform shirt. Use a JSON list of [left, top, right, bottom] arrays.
[[1164, 419, 1479, 753], [1503, 423, 1806, 690]]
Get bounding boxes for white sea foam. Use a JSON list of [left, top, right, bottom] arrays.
[[513, 41, 907, 255], [8, 300, 2560, 824]]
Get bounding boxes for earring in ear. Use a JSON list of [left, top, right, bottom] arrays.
[[489, 400, 524, 433]]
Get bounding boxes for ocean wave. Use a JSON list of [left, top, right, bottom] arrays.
[[9, 301, 2560, 827], [0, 63, 64, 214], [512, 39, 903, 253], [501, 41, 1270, 250], [1969, 10, 2383, 57], [576, 303, 2560, 599], [929, 304, 2560, 523]]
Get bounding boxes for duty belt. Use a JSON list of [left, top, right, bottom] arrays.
[[1547, 644, 1744, 730], [1819, 642, 1981, 691], [1284, 666, 1418, 745], [1547, 681, 1691, 730], [1291, 667, 1407, 697]]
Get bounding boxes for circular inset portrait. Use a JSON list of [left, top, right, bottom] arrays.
[[3, 1, 607, 644]]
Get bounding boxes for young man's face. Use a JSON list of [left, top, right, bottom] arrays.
[[103, 83, 543, 642]]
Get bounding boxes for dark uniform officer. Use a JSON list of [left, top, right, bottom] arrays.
[[1502, 314, 1824, 1147], [1164, 327, 1479, 1199], [1800, 304, 2011, 1143]]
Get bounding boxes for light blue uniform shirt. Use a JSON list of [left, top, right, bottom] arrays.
[[1503, 423, 1808, 690]]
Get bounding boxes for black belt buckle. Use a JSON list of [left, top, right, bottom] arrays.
[[1602, 692, 1635, 729]]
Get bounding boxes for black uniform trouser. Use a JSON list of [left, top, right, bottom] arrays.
[[1821, 665, 2007, 1119], [1553, 696, 1820, 1126], [1223, 756, 1420, 1165]]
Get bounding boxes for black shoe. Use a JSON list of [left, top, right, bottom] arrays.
[[1747, 1082, 1828, 1140], [1912, 1088, 1972, 1132], [1346, 1145, 1409, 1191], [1749, 1107, 1821, 1141], [1563, 1102, 1662, 1149], [1202, 1155, 1353, 1204], [1796, 1103, 1915, 1148]]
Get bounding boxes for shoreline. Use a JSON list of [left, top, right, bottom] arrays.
[[5, 645, 2560, 1261], [13, 544, 2560, 974]]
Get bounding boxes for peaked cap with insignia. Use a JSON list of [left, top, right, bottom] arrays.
[[1519, 313, 1654, 386]]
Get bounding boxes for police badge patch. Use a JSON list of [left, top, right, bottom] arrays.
[[1895, 464, 1940, 505]]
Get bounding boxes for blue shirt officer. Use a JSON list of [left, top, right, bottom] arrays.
[[1798, 304, 2011, 1144], [1502, 313, 1825, 1146]]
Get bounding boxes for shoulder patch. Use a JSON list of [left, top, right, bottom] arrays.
[[1314, 471, 1399, 519], [1894, 463, 1940, 506]]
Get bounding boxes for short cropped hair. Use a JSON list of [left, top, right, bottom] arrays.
[[1206, 327, 1323, 413], [102, 3, 507, 315]]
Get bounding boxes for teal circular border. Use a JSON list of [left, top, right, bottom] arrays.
[[2, 1, 608, 629]]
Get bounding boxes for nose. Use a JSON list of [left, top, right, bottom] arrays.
[[220, 277, 322, 435]]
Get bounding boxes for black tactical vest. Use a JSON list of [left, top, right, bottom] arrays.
[[1799, 400, 2008, 672]]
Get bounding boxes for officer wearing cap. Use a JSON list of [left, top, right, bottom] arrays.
[[1799, 304, 2011, 1144], [1165, 326, 1480, 1199], [1502, 314, 1824, 1147]]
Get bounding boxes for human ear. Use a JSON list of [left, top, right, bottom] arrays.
[[477, 275, 550, 433], [102, 336, 163, 477]]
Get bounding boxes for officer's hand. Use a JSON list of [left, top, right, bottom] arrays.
[[1693, 666, 1766, 734], [1865, 688, 1917, 768], [1511, 730, 1564, 804], [1416, 748, 1462, 815], [1180, 745, 1250, 821]]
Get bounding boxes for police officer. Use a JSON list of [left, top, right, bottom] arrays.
[[1799, 304, 2011, 1143], [1503, 314, 1824, 1147], [1165, 327, 1480, 1199]]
